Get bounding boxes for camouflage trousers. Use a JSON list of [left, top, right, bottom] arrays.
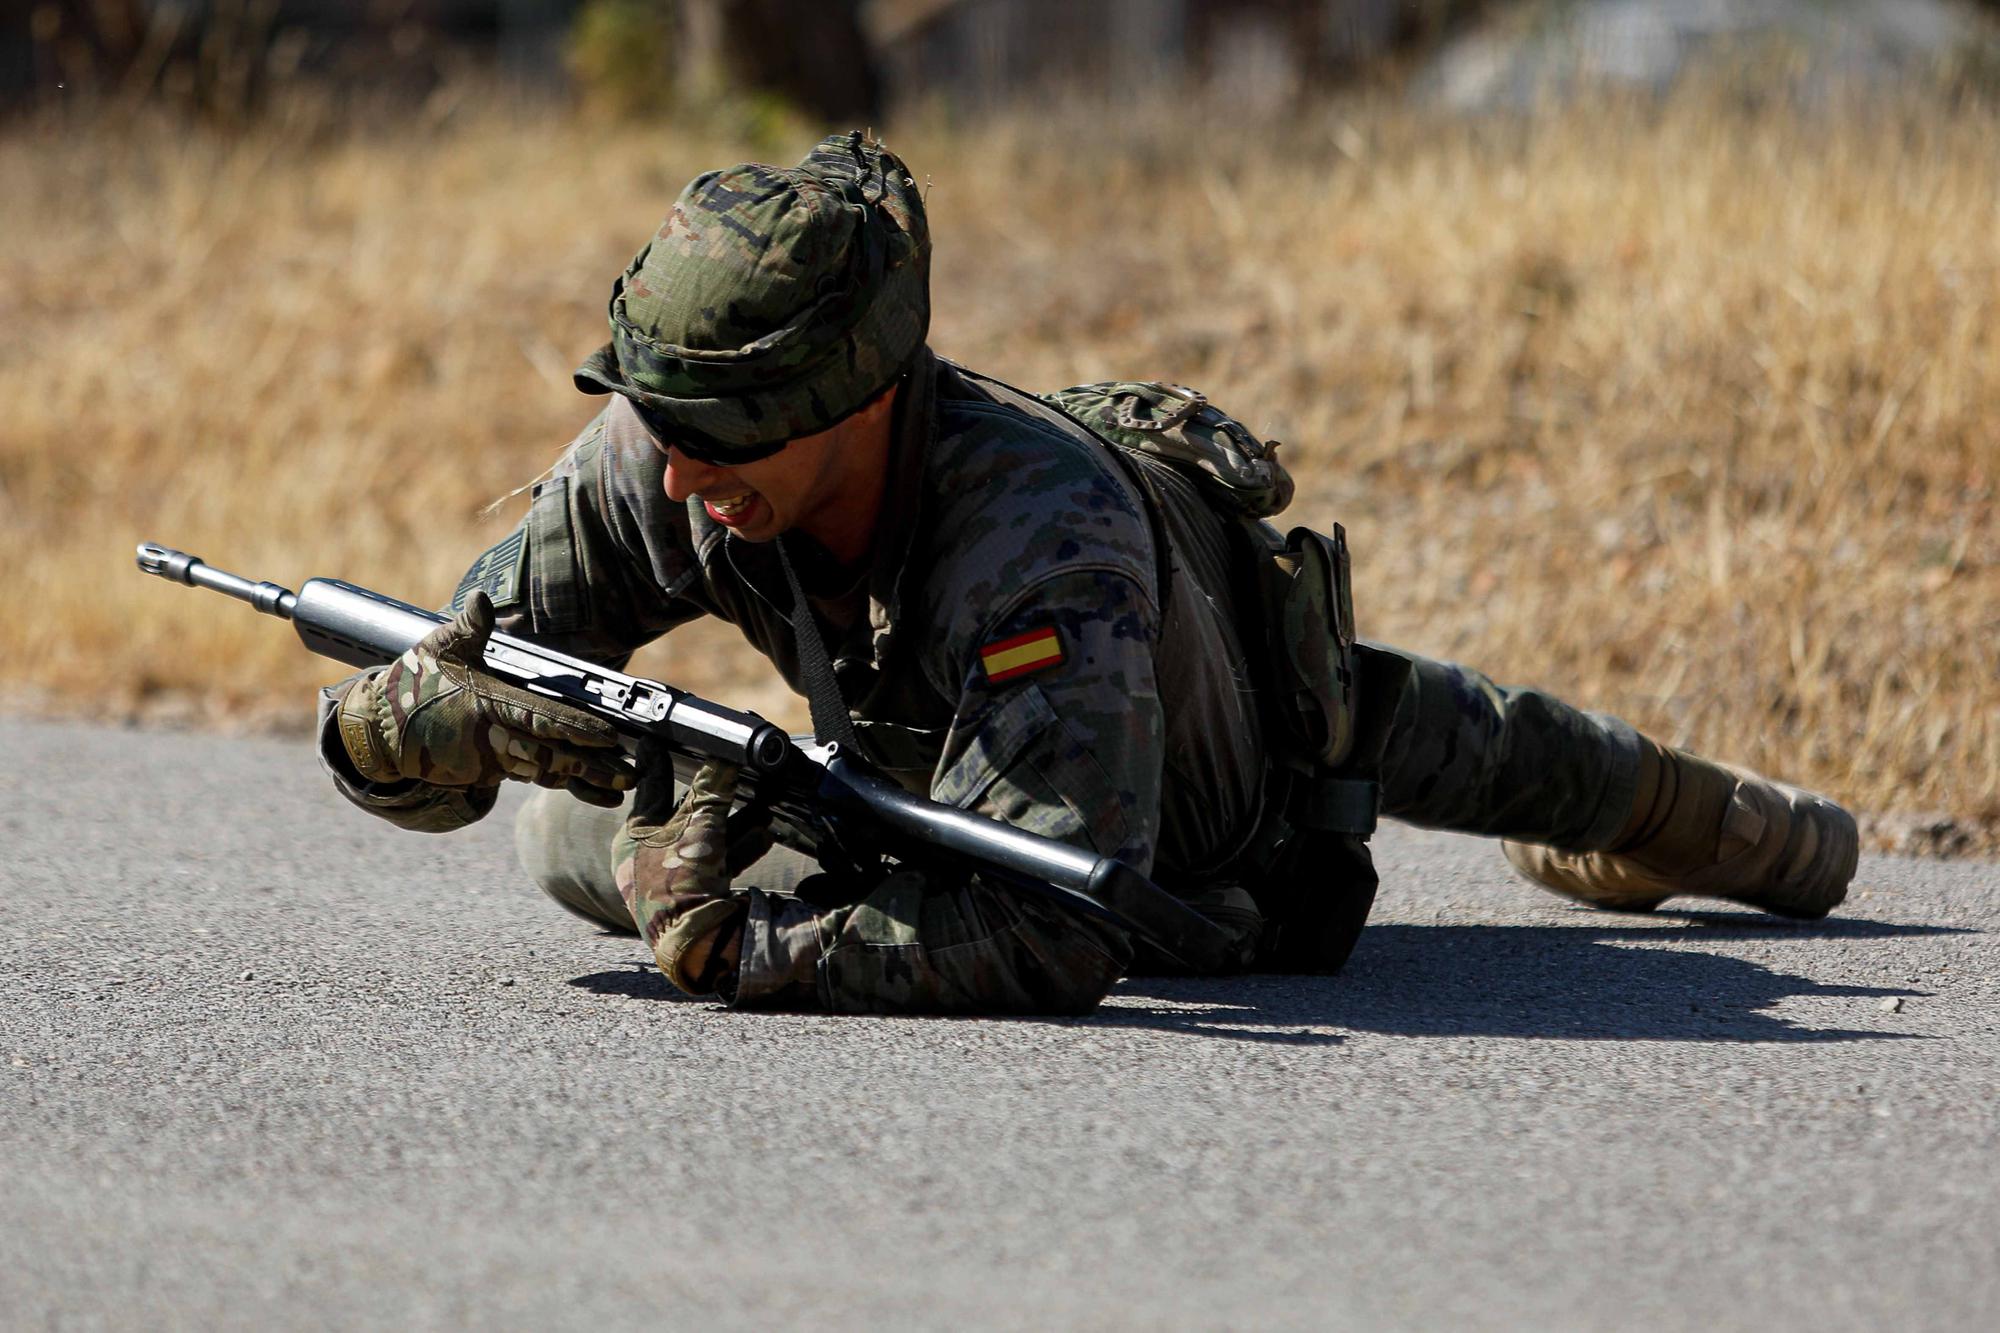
[[514, 648, 1641, 1009], [516, 790, 1130, 1013]]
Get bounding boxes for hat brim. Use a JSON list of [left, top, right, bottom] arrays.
[[572, 340, 802, 463], [572, 342, 626, 397]]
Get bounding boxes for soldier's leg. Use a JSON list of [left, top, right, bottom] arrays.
[[513, 789, 818, 933], [514, 788, 633, 931], [1374, 650, 1856, 918], [513, 787, 1117, 1015], [732, 872, 1134, 1015], [1376, 651, 1642, 849]]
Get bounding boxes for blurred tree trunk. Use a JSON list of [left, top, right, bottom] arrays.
[[14, 1, 159, 102], [11, 1, 269, 116], [685, 0, 880, 121]]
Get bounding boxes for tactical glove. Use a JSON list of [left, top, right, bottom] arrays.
[[335, 590, 634, 807], [613, 749, 773, 995]]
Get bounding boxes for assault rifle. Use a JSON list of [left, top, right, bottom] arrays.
[[136, 543, 1231, 970]]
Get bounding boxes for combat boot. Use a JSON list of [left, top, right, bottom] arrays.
[[1502, 737, 1858, 918]]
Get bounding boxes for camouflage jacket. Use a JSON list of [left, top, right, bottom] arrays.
[[318, 349, 1270, 999]]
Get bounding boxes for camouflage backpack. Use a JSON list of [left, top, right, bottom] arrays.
[[1040, 381, 1360, 772], [1045, 380, 1400, 975]]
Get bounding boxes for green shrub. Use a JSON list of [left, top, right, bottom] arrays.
[[567, 0, 677, 116]]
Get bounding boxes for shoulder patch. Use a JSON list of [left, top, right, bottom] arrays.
[[980, 626, 1065, 684], [451, 528, 527, 612]]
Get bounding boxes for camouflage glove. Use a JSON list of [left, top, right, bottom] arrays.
[[335, 590, 634, 807], [613, 748, 773, 996]]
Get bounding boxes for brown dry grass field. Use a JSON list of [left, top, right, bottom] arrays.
[[2, 88, 1995, 851]]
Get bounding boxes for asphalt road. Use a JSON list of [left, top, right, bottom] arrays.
[[3, 717, 1997, 1331]]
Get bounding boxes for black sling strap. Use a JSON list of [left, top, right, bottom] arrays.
[[775, 536, 861, 750]]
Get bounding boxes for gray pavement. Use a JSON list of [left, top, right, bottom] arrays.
[[3, 717, 1997, 1331]]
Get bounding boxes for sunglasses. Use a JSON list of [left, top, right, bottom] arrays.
[[630, 398, 791, 467]]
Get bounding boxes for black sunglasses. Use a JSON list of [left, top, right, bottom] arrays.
[[630, 398, 790, 467]]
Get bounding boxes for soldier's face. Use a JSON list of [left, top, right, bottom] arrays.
[[662, 433, 841, 542], [658, 382, 899, 563]]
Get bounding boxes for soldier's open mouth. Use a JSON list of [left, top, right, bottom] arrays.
[[705, 494, 760, 526]]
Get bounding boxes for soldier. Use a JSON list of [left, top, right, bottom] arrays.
[[319, 133, 1858, 1015]]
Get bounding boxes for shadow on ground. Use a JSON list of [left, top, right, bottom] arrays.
[[569, 966, 705, 1002], [1097, 915, 1965, 1045], [567, 914, 1967, 1046]]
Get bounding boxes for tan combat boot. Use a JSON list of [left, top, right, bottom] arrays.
[[1503, 738, 1858, 918]]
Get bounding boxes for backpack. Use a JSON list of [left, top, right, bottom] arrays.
[[1043, 381, 1408, 973], [1041, 380, 1365, 770]]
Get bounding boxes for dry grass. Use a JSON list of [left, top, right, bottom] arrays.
[[3, 87, 1995, 850]]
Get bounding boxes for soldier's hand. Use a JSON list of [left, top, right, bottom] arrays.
[[614, 749, 770, 995], [335, 590, 634, 806]]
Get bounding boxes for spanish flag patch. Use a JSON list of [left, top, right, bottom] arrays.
[[980, 625, 1065, 684]]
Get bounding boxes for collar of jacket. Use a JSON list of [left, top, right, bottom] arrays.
[[861, 345, 939, 669]]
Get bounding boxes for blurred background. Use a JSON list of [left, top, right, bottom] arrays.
[[3, 0, 1996, 855]]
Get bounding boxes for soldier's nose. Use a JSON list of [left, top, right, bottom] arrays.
[[664, 447, 730, 503]]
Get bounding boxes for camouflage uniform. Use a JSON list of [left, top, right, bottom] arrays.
[[319, 349, 1641, 1012], [317, 132, 1644, 1014]]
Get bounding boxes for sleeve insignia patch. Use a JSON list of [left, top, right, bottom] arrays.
[[450, 528, 527, 613], [980, 626, 1065, 684]]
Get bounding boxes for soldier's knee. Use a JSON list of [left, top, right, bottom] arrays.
[[514, 788, 635, 933], [1014, 916, 1132, 1015], [817, 884, 1131, 1015], [1039, 957, 1126, 1015]]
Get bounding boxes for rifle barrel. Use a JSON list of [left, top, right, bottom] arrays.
[[137, 544, 298, 619]]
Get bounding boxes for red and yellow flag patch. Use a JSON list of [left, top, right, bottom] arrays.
[[980, 625, 1065, 684]]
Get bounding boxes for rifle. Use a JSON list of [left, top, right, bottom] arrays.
[[136, 543, 1232, 971]]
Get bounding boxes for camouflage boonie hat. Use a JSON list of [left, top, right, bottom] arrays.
[[574, 131, 930, 459]]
